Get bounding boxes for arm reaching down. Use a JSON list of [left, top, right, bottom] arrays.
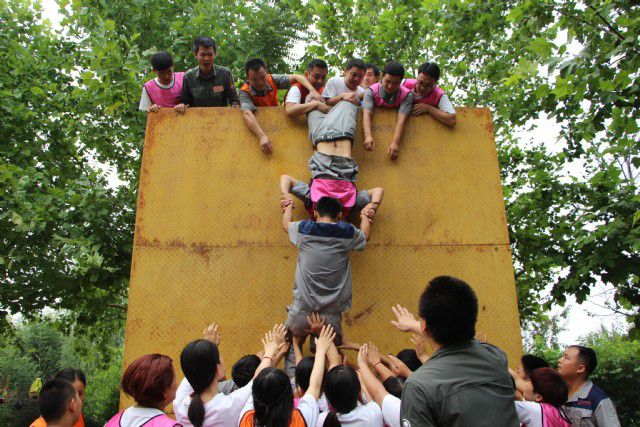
[[242, 109, 272, 154], [387, 113, 408, 161]]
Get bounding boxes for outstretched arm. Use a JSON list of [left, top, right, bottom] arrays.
[[282, 199, 294, 233], [359, 211, 372, 241], [254, 325, 283, 378], [285, 100, 327, 117], [390, 304, 422, 334], [411, 103, 456, 127], [306, 325, 336, 399], [387, 113, 408, 161], [242, 109, 272, 154], [358, 344, 390, 407], [362, 108, 375, 152]]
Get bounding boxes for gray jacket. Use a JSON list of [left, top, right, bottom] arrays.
[[400, 340, 520, 427]]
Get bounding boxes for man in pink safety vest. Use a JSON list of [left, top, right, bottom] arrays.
[[138, 51, 184, 113], [362, 61, 413, 161], [403, 61, 457, 128]]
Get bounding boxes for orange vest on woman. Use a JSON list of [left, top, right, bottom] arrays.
[[240, 75, 279, 106], [239, 409, 306, 427]]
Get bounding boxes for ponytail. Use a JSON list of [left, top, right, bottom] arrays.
[[180, 340, 220, 427], [188, 392, 206, 427], [252, 368, 294, 427], [323, 409, 341, 427]]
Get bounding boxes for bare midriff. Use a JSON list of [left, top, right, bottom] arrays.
[[316, 139, 352, 158]]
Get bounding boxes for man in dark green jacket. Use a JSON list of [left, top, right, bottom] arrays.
[[391, 276, 520, 427]]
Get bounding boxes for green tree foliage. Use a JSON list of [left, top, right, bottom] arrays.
[[0, 318, 123, 426], [0, 0, 306, 325], [298, 0, 640, 329]]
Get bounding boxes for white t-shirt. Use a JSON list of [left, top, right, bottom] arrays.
[[322, 77, 365, 99], [316, 401, 383, 427], [173, 377, 253, 427], [515, 401, 543, 427], [285, 85, 303, 104], [117, 406, 170, 427], [381, 394, 401, 427], [138, 75, 175, 111], [239, 393, 319, 426]]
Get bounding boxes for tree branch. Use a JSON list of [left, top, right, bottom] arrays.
[[587, 4, 625, 42], [106, 303, 127, 311]]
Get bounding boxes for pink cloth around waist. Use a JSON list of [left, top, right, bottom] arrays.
[[309, 179, 356, 216]]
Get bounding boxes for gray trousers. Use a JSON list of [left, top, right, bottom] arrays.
[[307, 100, 358, 146]]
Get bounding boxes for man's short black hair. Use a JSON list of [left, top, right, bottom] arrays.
[[396, 349, 422, 371], [569, 345, 598, 377], [315, 197, 342, 219], [150, 51, 173, 71], [344, 58, 366, 71], [418, 61, 441, 81], [307, 58, 328, 71], [419, 276, 478, 346], [39, 379, 76, 422], [192, 36, 217, 54], [231, 354, 261, 388], [383, 61, 405, 78], [520, 354, 549, 379], [365, 63, 380, 77], [245, 58, 267, 75]]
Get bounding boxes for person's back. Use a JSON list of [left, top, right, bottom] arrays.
[[403, 340, 518, 426], [397, 276, 519, 427], [292, 218, 364, 313]]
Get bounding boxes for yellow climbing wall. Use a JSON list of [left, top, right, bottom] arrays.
[[122, 107, 522, 408]]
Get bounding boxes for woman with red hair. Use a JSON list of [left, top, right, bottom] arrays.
[[105, 354, 180, 427], [514, 367, 571, 427]]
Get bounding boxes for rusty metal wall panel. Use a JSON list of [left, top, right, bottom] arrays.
[[122, 107, 522, 409]]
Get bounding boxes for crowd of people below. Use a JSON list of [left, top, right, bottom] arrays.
[[31, 277, 620, 427]]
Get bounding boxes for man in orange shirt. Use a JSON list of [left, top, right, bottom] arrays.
[[239, 58, 321, 154], [31, 379, 83, 427], [31, 369, 86, 427]]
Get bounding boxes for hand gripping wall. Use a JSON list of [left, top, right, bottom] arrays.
[[122, 107, 522, 408]]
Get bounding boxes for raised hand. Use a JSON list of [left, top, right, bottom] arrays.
[[306, 312, 325, 336], [366, 342, 382, 367], [410, 333, 430, 363], [203, 323, 221, 345], [262, 326, 280, 359], [388, 354, 413, 378], [315, 324, 336, 355], [390, 304, 421, 333], [357, 343, 369, 368]]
